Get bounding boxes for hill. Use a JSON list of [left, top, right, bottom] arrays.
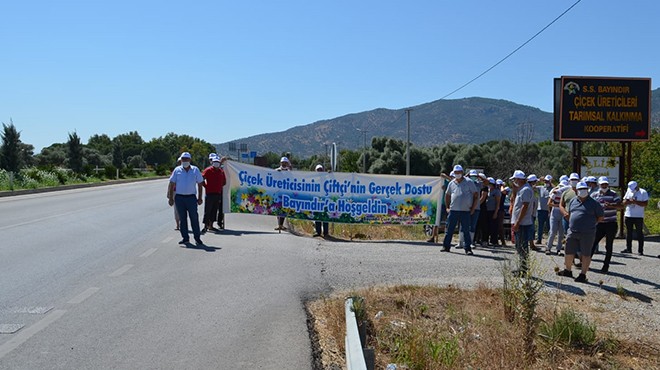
[[218, 89, 660, 158]]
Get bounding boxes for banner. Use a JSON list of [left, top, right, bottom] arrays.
[[581, 156, 620, 187], [224, 161, 444, 225]]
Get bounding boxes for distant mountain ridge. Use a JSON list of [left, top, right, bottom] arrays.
[[217, 89, 660, 158]]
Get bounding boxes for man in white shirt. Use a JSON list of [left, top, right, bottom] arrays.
[[620, 180, 649, 255], [168, 152, 205, 245]]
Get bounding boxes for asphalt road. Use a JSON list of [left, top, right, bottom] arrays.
[[0, 180, 658, 369]]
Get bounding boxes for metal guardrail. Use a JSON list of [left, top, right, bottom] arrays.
[[345, 298, 367, 370]]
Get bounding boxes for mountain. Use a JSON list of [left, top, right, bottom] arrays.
[[218, 89, 660, 158]]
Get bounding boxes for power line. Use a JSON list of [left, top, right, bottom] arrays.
[[439, 0, 583, 100]]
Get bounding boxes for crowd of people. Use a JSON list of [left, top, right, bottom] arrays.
[[434, 164, 650, 282]]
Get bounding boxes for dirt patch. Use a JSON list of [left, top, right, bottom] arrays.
[[308, 285, 660, 370]]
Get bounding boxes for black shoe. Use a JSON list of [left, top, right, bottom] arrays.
[[312, 233, 321, 237], [426, 237, 436, 243], [638, 251, 644, 256], [556, 269, 573, 278], [545, 250, 553, 255], [201, 227, 208, 234], [574, 261, 582, 268], [557, 251, 565, 256], [620, 249, 632, 254], [178, 239, 189, 244], [465, 249, 474, 256], [442, 247, 451, 252], [574, 273, 588, 283], [194, 238, 204, 245]]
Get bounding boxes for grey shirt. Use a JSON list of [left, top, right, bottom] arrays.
[[486, 187, 501, 212], [537, 185, 551, 212], [568, 196, 605, 233], [445, 179, 476, 211], [512, 183, 533, 226]]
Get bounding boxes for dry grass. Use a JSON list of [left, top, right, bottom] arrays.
[[308, 285, 660, 370], [288, 219, 430, 241]]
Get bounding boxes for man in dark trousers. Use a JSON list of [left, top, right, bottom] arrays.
[[590, 176, 621, 273], [313, 164, 329, 237], [557, 182, 604, 283], [168, 152, 205, 245], [202, 155, 227, 233]]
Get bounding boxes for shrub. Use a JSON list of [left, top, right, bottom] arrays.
[[104, 165, 118, 179], [539, 308, 597, 348]]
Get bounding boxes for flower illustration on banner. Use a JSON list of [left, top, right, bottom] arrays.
[[328, 210, 341, 219]]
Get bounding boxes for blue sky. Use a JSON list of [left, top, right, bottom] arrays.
[[1, 0, 657, 152]]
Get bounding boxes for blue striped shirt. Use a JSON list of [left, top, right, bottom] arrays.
[[591, 189, 620, 223]]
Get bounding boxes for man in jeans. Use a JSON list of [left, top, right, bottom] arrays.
[[510, 170, 534, 274], [621, 180, 649, 255], [590, 176, 621, 273], [442, 164, 478, 255], [557, 182, 604, 282], [168, 152, 205, 245], [535, 175, 553, 245]]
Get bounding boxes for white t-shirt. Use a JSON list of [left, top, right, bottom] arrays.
[[623, 188, 649, 218]]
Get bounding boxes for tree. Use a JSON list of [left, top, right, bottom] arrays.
[[1, 120, 21, 172], [67, 132, 84, 173], [35, 143, 67, 167], [112, 140, 124, 169], [87, 134, 113, 155], [113, 131, 144, 161]]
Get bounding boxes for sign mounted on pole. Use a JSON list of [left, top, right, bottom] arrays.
[[580, 156, 620, 187], [554, 76, 651, 141]]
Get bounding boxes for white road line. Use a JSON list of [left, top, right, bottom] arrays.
[[0, 203, 112, 231], [109, 264, 134, 277], [161, 236, 173, 244], [140, 248, 158, 258], [0, 309, 67, 360], [67, 287, 100, 305]]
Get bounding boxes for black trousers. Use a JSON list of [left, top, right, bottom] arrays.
[[591, 222, 617, 268], [487, 210, 498, 244], [203, 193, 221, 225], [625, 217, 644, 253], [315, 221, 329, 236]]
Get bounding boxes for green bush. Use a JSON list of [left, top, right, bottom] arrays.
[[104, 165, 118, 179], [645, 197, 660, 235], [539, 308, 596, 348], [155, 164, 169, 176]]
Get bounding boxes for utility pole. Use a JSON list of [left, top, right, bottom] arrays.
[[356, 129, 368, 173], [405, 109, 412, 176]]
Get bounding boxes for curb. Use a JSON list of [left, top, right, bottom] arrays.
[[0, 176, 168, 198]]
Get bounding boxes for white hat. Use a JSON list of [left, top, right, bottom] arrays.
[[280, 157, 290, 163], [487, 177, 495, 184], [628, 181, 638, 190], [496, 179, 504, 185], [560, 175, 569, 182], [468, 169, 478, 176], [527, 174, 538, 182], [212, 157, 221, 163], [453, 164, 464, 172], [315, 164, 324, 171], [560, 179, 569, 186], [180, 152, 192, 159], [576, 181, 589, 190], [510, 170, 526, 180], [503, 187, 511, 193], [569, 173, 580, 180], [598, 176, 609, 185], [449, 171, 455, 178], [587, 176, 597, 183], [208, 153, 218, 159], [544, 175, 553, 181]]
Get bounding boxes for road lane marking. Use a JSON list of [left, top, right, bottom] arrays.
[[109, 264, 134, 277], [0, 309, 67, 360], [140, 248, 158, 258], [0, 324, 24, 334], [161, 236, 173, 244], [0, 203, 113, 231], [67, 288, 100, 305]]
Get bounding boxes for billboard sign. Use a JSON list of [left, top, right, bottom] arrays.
[[581, 156, 620, 187], [555, 76, 651, 141]]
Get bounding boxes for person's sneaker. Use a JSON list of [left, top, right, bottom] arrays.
[[441, 247, 451, 252], [194, 238, 204, 246], [465, 249, 474, 256], [557, 251, 565, 256], [556, 269, 573, 278], [620, 248, 632, 254], [426, 237, 436, 243], [178, 239, 189, 244], [574, 273, 588, 283], [545, 250, 553, 255], [201, 227, 208, 234]]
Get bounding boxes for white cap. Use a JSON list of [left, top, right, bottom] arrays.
[[180, 152, 192, 159], [560, 179, 569, 186], [315, 164, 324, 171], [503, 187, 511, 193], [510, 170, 526, 180], [208, 153, 218, 159], [449, 171, 455, 178], [212, 157, 221, 163], [453, 164, 464, 172], [496, 179, 504, 185], [587, 176, 597, 183], [527, 174, 538, 182], [569, 173, 580, 180], [560, 175, 569, 182], [544, 175, 553, 181], [280, 157, 290, 163], [628, 181, 638, 190], [598, 176, 609, 185], [468, 169, 478, 176], [487, 177, 495, 184], [576, 181, 589, 190]]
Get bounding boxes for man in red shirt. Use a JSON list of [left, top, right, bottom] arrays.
[[202, 155, 227, 232]]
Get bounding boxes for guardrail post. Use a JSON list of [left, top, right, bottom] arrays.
[[345, 298, 367, 370]]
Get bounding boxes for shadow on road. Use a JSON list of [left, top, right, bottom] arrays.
[[181, 243, 222, 252], [543, 280, 587, 296], [595, 283, 654, 303], [212, 229, 276, 237]]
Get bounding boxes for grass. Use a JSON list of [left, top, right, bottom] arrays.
[[289, 219, 433, 241], [308, 285, 660, 369], [644, 197, 660, 235]]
